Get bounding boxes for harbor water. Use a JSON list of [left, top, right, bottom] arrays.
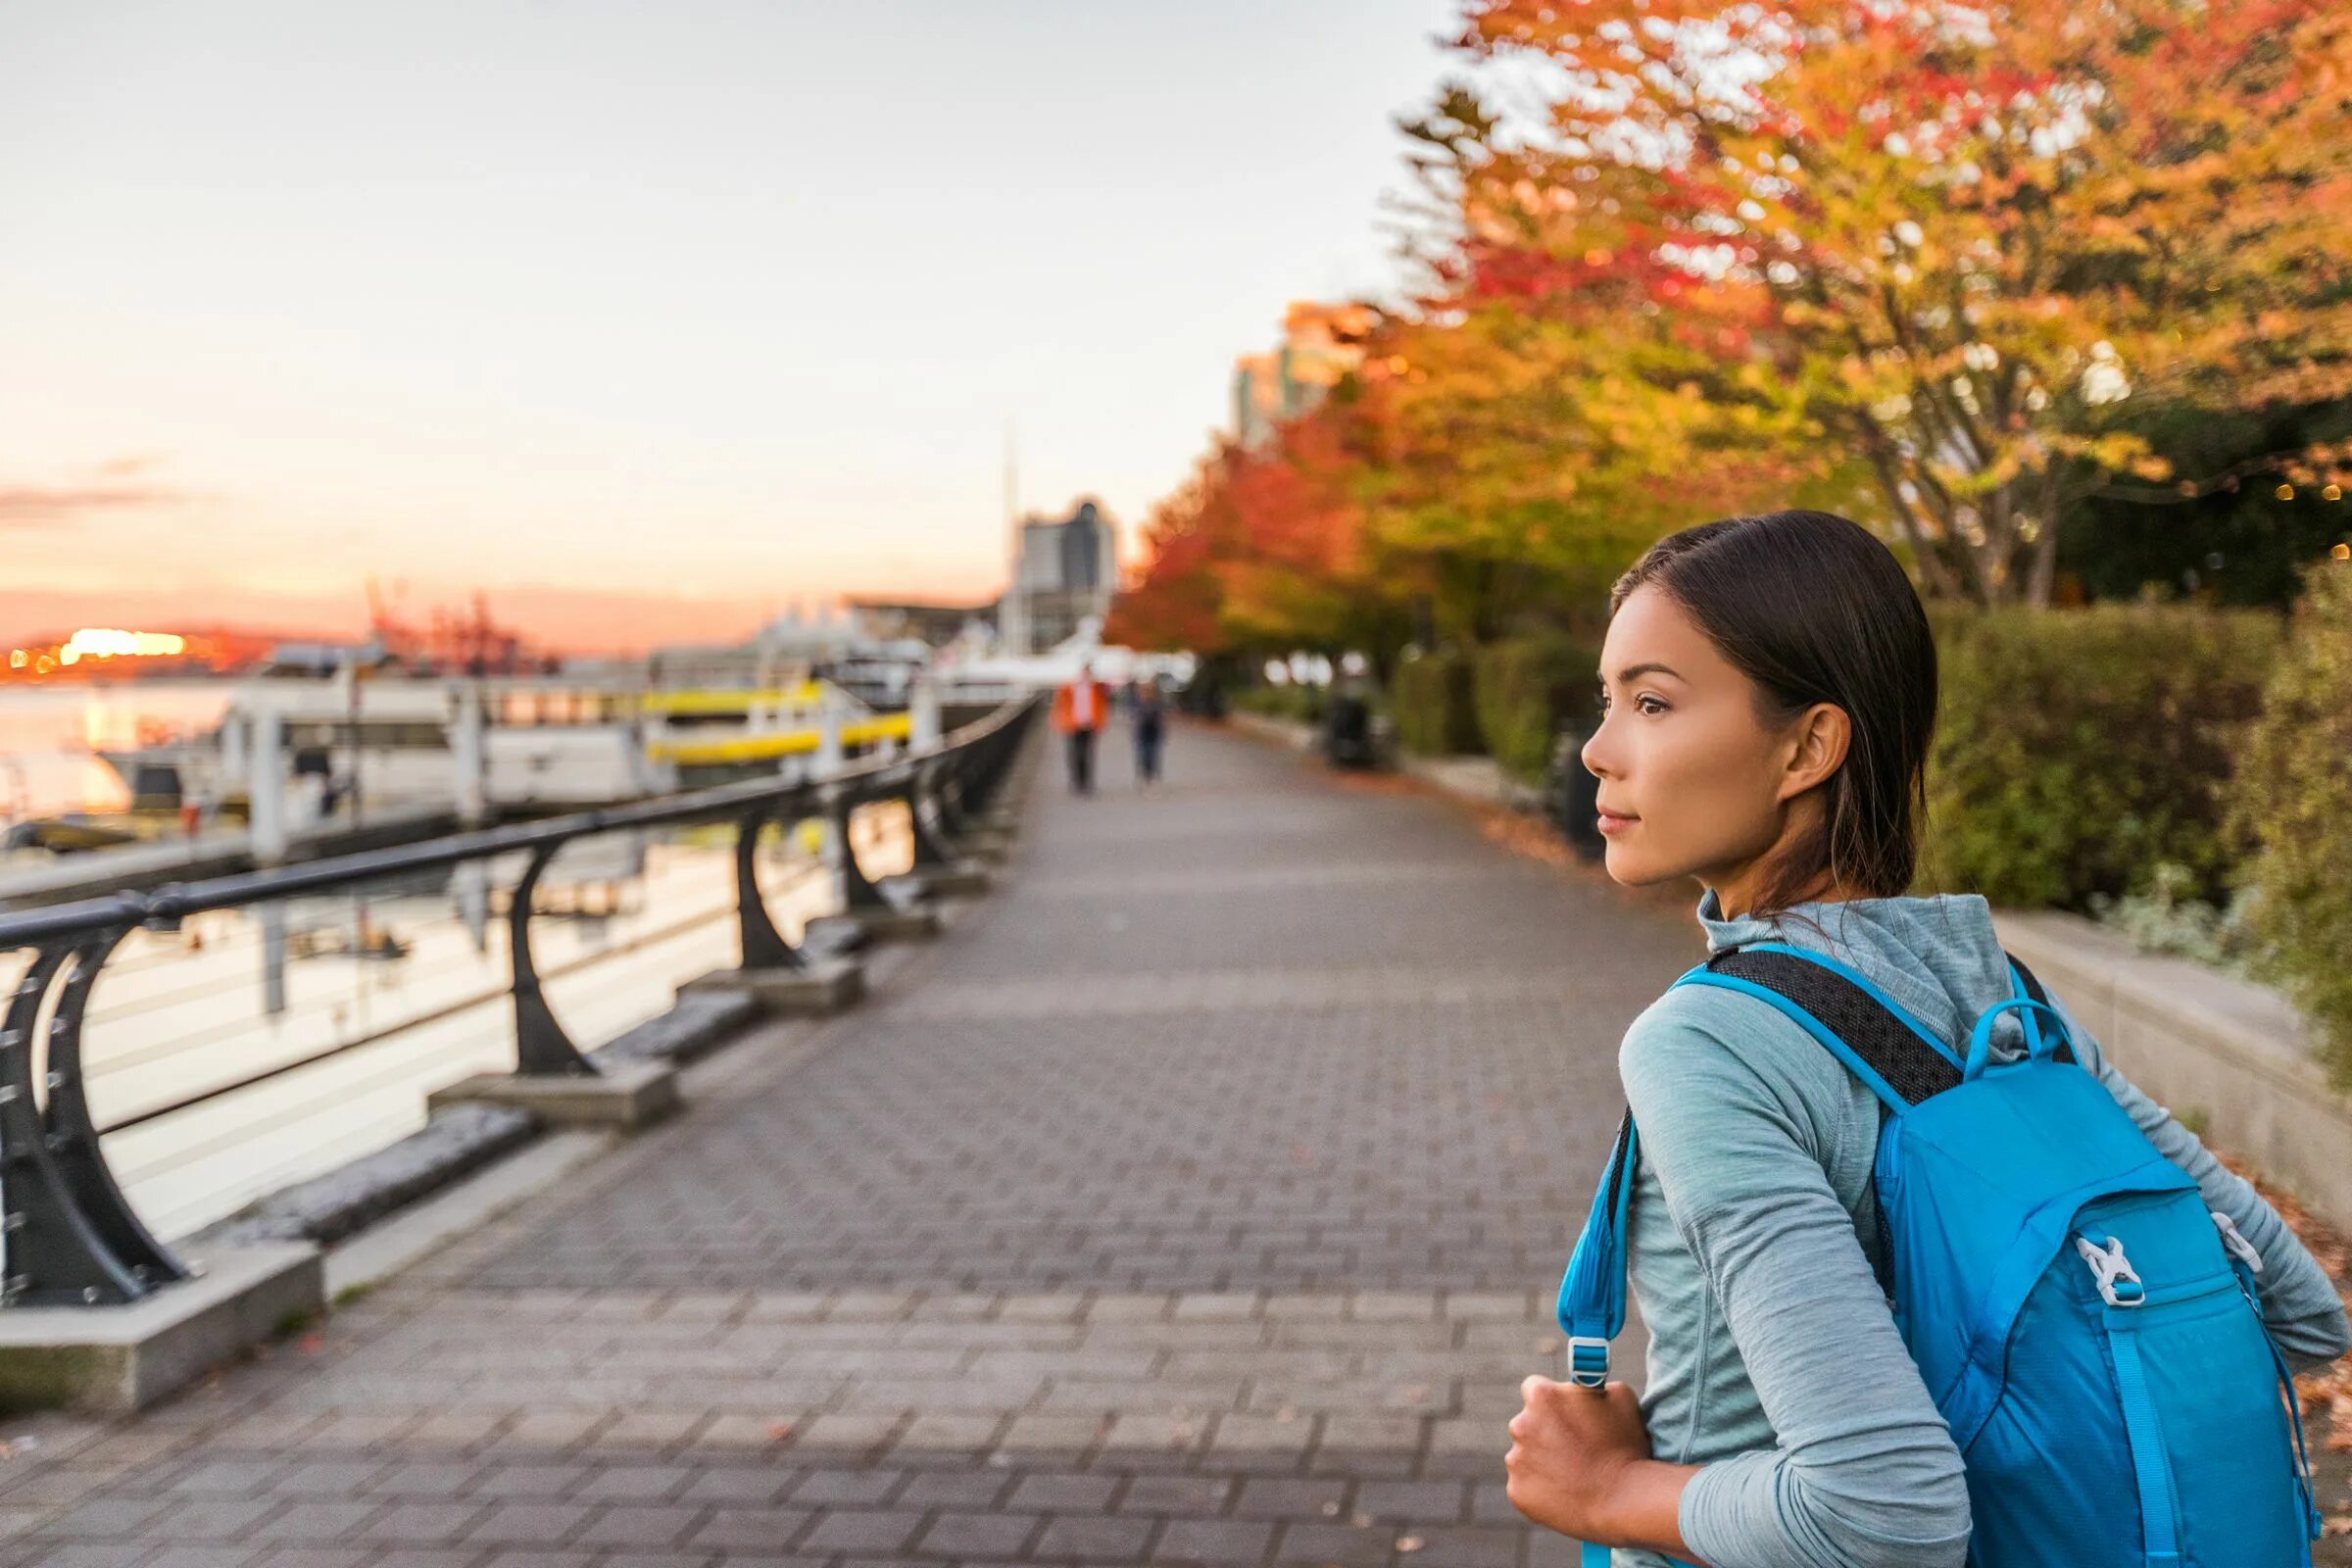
[[0, 687, 913, 1241]]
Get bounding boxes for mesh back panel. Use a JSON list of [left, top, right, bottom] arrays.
[[1707, 950, 1963, 1105]]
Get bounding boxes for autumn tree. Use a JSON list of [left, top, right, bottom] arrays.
[[1446, 0, 2352, 603], [1107, 410, 1405, 658]]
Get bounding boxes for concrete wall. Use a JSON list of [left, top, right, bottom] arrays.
[[1995, 908, 2352, 1232]]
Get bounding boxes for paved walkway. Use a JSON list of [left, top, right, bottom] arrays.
[[0, 720, 1719, 1567]]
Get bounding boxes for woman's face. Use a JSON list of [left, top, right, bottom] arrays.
[[1580, 584, 1844, 901]]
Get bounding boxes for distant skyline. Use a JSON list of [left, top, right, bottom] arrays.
[[1, 1, 1463, 651]]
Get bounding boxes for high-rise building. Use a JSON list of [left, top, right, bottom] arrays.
[[1232, 301, 1374, 449], [1000, 499, 1118, 655]]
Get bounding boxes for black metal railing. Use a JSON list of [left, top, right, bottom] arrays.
[[0, 696, 1039, 1308]]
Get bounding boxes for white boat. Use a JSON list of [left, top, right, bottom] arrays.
[[96, 671, 914, 822], [100, 674, 664, 817]]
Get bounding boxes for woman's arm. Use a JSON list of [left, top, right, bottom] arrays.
[[2067, 1020, 2352, 1370], [1618, 1005, 1972, 1568]]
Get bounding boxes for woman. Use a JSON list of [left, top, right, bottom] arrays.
[[1503, 512, 2350, 1567]]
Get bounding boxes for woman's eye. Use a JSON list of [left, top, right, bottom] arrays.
[[1636, 696, 1668, 716]]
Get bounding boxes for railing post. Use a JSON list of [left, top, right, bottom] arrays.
[[734, 807, 807, 971], [906, 764, 956, 870], [832, 791, 894, 912], [509, 842, 599, 1076], [0, 935, 185, 1305]]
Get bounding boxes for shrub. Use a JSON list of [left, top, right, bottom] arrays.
[[2232, 562, 2352, 1085], [2085, 860, 2264, 977], [1917, 605, 2283, 909], [1471, 635, 1601, 782], [1392, 649, 1482, 757], [1231, 682, 1325, 724]]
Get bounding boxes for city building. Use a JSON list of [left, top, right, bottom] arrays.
[[1000, 499, 1118, 656], [1232, 301, 1374, 449]]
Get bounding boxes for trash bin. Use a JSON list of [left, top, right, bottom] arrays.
[[1324, 690, 1376, 768], [1548, 726, 1604, 861]]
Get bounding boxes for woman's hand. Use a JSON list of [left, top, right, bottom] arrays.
[[1505, 1374, 1656, 1543]]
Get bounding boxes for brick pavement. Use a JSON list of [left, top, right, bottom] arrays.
[[0, 719, 1711, 1567]]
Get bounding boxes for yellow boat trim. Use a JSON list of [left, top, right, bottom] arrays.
[[645, 711, 912, 764], [638, 683, 826, 716]]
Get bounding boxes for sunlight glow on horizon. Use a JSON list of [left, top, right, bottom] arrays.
[[0, 0, 1462, 651]]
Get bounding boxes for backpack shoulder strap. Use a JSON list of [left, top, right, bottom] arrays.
[[1555, 946, 1948, 1358], [1551, 1110, 1648, 1568], [1554, 1107, 1637, 1384], [2001, 952, 2077, 1065], [1686, 944, 1963, 1111]]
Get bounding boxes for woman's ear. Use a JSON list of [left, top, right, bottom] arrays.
[[1776, 703, 1851, 803]]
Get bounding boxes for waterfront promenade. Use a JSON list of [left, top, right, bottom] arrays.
[[0, 718, 1709, 1566], [16, 719, 2327, 1566]]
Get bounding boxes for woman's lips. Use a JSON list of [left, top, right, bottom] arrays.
[[1596, 809, 1639, 836]]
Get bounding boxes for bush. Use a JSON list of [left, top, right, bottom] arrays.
[[1471, 635, 1601, 782], [1392, 650, 1482, 757], [2085, 861, 2264, 977], [1230, 682, 1325, 725], [1917, 605, 2283, 909], [2233, 563, 2352, 1084]]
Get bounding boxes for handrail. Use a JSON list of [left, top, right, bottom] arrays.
[[0, 695, 1032, 949], [0, 693, 1042, 1308]]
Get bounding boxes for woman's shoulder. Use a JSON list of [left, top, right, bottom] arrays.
[[1619, 975, 1866, 1130]]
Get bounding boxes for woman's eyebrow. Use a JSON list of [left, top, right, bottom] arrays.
[[1610, 662, 1684, 683]]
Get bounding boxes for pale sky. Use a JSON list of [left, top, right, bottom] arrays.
[[0, 0, 1463, 650]]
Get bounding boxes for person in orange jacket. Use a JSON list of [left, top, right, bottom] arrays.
[[1052, 662, 1114, 795]]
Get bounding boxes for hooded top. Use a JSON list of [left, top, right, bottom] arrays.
[[1612, 890, 2350, 1568]]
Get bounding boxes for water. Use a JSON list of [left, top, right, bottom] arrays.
[[0, 679, 237, 819], [2, 808, 908, 1244]]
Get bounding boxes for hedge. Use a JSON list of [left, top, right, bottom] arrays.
[[1393, 650, 1482, 758], [1916, 605, 2284, 909], [2233, 563, 2352, 1084], [1471, 635, 1601, 782], [1230, 682, 1325, 725]]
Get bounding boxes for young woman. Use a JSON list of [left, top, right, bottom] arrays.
[[1502, 511, 2351, 1567]]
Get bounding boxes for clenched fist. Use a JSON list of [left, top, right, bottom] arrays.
[[1504, 1374, 1654, 1544]]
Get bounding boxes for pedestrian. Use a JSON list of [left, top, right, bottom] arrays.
[[1505, 510, 2349, 1567], [1052, 661, 1111, 796], [1131, 675, 1167, 787]]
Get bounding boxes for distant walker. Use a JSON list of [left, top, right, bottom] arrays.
[[1052, 663, 1113, 795]]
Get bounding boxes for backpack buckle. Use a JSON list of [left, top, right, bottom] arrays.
[[2076, 1235, 2145, 1307], [1565, 1337, 1611, 1389], [2210, 1211, 2264, 1275]]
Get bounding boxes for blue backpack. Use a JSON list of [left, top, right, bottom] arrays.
[[1555, 943, 2324, 1567]]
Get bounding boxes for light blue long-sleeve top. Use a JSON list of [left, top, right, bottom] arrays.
[[1613, 891, 2352, 1568]]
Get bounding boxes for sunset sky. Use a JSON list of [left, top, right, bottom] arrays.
[[2, 0, 1460, 652]]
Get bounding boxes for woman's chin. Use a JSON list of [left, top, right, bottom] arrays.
[[1599, 843, 1645, 886], [1599, 841, 1677, 889]]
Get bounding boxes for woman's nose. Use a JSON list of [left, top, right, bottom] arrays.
[[1581, 719, 1615, 780]]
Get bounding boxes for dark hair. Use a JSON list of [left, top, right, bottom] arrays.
[[1609, 510, 1937, 915]]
